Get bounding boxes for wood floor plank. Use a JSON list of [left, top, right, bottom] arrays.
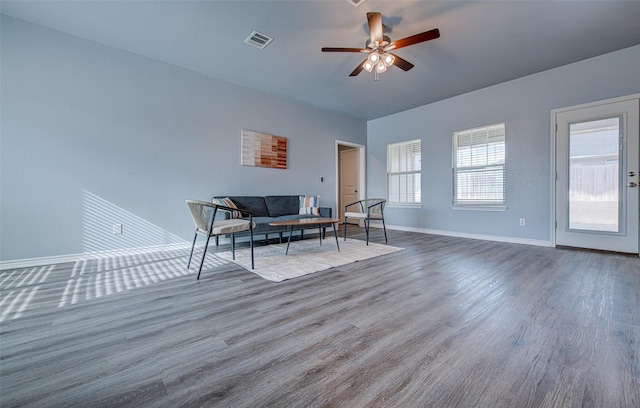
[[1, 229, 639, 407]]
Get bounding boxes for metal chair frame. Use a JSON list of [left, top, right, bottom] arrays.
[[343, 198, 388, 245], [185, 200, 255, 280]]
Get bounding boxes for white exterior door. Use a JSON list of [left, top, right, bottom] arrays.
[[555, 97, 639, 253]]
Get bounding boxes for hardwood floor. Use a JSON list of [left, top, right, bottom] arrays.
[[1, 229, 639, 407]]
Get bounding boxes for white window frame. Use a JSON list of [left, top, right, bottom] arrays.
[[452, 123, 507, 210], [387, 139, 421, 207]]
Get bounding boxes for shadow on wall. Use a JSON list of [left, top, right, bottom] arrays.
[[82, 191, 185, 253]]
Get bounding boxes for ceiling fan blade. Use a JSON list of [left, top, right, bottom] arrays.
[[349, 59, 368, 76], [388, 28, 440, 50], [367, 12, 383, 45], [390, 54, 414, 71], [322, 47, 368, 53]]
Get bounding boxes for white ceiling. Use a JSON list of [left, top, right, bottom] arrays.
[[2, 0, 639, 120]]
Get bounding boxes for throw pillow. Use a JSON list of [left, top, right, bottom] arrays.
[[212, 197, 242, 219], [299, 195, 320, 216]]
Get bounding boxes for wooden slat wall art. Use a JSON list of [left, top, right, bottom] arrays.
[[241, 129, 287, 169]]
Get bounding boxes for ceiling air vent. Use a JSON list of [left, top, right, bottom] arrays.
[[345, 0, 366, 7], [244, 31, 273, 49]]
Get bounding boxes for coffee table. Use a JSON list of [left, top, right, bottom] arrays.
[[269, 217, 341, 255]]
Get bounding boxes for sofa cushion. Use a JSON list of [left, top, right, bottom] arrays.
[[264, 195, 300, 217], [225, 196, 270, 217], [248, 217, 279, 234]]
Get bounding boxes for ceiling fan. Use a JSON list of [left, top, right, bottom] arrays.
[[322, 12, 440, 80]]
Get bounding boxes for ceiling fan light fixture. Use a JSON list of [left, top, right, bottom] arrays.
[[368, 53, 380, 64], [363, 60, 374, 72], [382, 53, 395, 67], [376, 61, 387, 73]]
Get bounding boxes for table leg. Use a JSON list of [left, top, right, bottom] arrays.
[[285, 226, 293, 255], [332, 222, 340, 252], [318, 225, 322, 246]]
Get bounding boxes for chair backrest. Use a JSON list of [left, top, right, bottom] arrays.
[[185, 200, 216, 232], [361, 198, 386, 214]]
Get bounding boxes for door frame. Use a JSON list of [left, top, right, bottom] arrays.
[[550, 93, 640, 250], [336, 140, 366, 224]]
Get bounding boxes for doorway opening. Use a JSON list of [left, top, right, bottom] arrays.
[[336, 141, 366, 228]]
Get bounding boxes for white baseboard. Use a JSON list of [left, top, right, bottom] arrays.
[[0, 226, 551, 270], [371, 223, 552, 247], [0, 242, 194, 270]]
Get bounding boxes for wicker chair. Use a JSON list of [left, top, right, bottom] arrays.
[[185, 200, 255, 280], [343, 198, 388, 245]]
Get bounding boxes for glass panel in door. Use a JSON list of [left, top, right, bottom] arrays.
[[568, 117, 620, 233]]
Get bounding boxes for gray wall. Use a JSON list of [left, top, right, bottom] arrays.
[[0, 16, 366, 262], [367, 45, 640, 244]]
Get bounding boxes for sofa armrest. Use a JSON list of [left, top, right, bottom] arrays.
[[319, 207, 332, 218]]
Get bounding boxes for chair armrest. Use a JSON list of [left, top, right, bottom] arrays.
[[367, 201, 385, 212], [345, 199, 386, 215], [345, 200, 364, 212], [212, 204, 254, 220]]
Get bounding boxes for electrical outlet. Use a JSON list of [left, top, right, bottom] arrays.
[[112, 224, 123, 235], [519, 218, 526, 227]]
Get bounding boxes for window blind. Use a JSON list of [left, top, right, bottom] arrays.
[[387, 139, 421, 205], [453, 124, 505, 205]]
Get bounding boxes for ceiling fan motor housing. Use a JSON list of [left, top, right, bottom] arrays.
[[366, 35, 391, 49]]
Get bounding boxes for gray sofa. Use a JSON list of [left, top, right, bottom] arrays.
[[213, 195, 332, 243]]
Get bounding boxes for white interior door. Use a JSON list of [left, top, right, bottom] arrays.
[[555, 97, 639, 253], [340, 148, 359, 224]]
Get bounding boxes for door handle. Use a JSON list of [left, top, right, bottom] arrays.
[[629, 171, 636, 177], [629, 182, 638, 188]]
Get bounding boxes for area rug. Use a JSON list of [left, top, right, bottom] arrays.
[[216, 238, 404, 282]]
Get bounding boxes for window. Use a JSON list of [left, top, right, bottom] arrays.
[[387, 139, 421, 205], [453, 123, 505, 206]]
